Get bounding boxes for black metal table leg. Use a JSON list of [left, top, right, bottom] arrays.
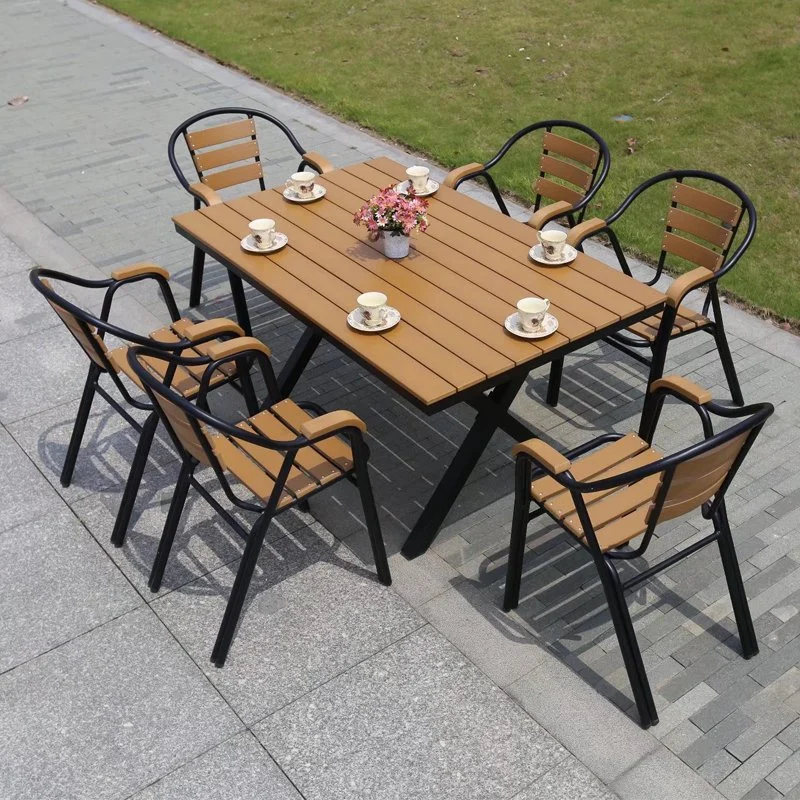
[[277, 327, 322, 396], [401, 375, 527, 559], [228, 271, 252, 336], [646, 305, 676, 389]]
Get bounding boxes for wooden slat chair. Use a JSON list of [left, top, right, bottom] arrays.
[[546, 170, 756, 407], [168, 106, 336, 308], [504, 375, 773, 728], [127, 339, 391, 666], [30, 265, 256, 546], [443, 120, 610, 230]]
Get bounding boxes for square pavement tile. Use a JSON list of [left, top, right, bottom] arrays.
[[130, 732, 302, 800], [0, 425, 65, 535], [0, 507, 141, 673], [256, 625, 568, 800], [513, 757, 618, 799], [0, 606, 242, 800], [8, 400, 177, 504], [153, 525, 424, 724]]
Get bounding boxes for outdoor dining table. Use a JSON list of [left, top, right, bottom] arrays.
[[172, 156, 667, 559]]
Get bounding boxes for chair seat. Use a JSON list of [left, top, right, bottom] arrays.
[[109, 319, 236, 397], [625, 307, 711, 343], [211, 399, 355, 508], [531, 433, 664, 551]]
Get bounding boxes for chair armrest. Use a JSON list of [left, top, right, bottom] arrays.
[[188, 182, 224, 207], [300, 410, 366, 440], [650, 375, 712, 405], [526, 201, 573, 231], [565, 217, 606, 248], [512, 438, 571, 475], [111, 263, 170, 282], [206, 336, 272, 361], [172, 318, 244, 342], [443, 162, 484, 188], [666, 266, 715, 309], [302, 151, 335, 174]]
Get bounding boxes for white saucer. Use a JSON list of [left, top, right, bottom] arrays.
[[504, 312, 559, 339], [396, 179, 439, 197], [529, 243, 578, 266], [283, 184, 326, 203], [241, 232, 289, 254], [347, 306, 401, 333]]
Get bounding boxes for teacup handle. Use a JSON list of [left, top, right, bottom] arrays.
[[543, 299, 550, 312]]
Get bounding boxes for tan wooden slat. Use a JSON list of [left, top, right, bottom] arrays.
[[666, 207, 733, 249], [204, 203, 485, 393], [172, 208, 456, 406], [672, 182, 742, 226], [186, 118, 256, 151], [331, 166, 629, 332], [232, 194, 515, 378], [564, 474, 661, 534], [533, 176, 584, 206], [364, 157, 666, 312], [627, 307, 710, 341], [542, 131, 600, 168], [194, 139, 260, 173], [539, 154, 593, 190], [202, 161, 263, 191], [48, 301, 108, 368], [152, 395, 211, 465], [211, 435, 294, 506], [662, 231, 723, 271]]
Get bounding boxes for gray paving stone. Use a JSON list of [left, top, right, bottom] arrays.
[[0, 507, 140, 672], [700, 749, 742, 785], [514, 757, 617, 800], [257, 625, 568, 800], [717, 739, 791, 800], [727, 709, 798, 762], [611, 748, 724, 800], [741, 782, 783, 800], [154, 526, 423, 724], [0, 606, 241, 799], [681, 710, 755, 769], [130, 732, 302, 800], [767, 749, 800, 794]]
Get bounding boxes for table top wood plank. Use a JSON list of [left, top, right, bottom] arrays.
[[230, 193, 515, 379], [173, 207, 457, 405], [201, 204, 488, 393]]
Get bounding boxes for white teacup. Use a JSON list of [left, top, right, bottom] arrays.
[[249, 218, 276, 250], [357, 291, 388, 328], [538, 229, 568, 261], [517, 297, 550, 332], [406, 165, 430, 193], [286, 171, 317, 199]]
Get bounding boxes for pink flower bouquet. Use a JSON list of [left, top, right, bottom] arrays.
[[353, 186, 430, 239]]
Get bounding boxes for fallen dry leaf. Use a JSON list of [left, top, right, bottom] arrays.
[[625, 137, 638, 155]]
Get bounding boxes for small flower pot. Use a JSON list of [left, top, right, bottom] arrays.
[[382, 233, 410, 259]]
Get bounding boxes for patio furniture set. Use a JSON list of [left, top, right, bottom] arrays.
[[30, 107, 772, 729]]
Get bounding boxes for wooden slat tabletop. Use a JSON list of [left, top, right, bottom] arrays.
[[173, 157, 665, 409]]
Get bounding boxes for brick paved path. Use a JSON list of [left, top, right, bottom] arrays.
[[2, 1, 800, 798]]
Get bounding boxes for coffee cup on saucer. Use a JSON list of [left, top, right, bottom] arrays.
[[406, 166, 430, 193], [249, 218, 276, 250], [517, 297, 550, 331], [286, 171, 317, 199], [357, 291, 388, 328], [538, 229, 568, 261]]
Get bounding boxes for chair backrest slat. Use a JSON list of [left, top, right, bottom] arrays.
[[539, 154, 593, 190], [542, 131, 600, 168], [661, 231, 724, 271], [656, 430, 749, 523], [672, 182, 743, 226], [43, 282, 109, 368], [193, 139, 260, 173], [185, 118, 256, 151], [533, 176, 585, 205], [152, 393, 212, 465], [666, 207, 733, 249], [201, 161, 264, 191]]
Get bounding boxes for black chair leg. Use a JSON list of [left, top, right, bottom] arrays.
[[148, 459, 194, 592], [601, 558, 658, 728], [546, 358, 564, 407], [189, 246, 205, 308], [716, 505, 758, 658], [212, 512, 272, 667], [236, 357, 259, 416], [61, 363, 101, 487], [503, 458, 532, 611], [353, 441, 391, 586], [713, 325, 744, 406], [110, 412, 159, 547]]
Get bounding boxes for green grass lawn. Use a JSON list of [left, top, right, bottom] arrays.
[[103, 0, 800, 323]]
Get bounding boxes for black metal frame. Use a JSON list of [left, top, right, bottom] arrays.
[[127, 344, 391, 667], [546, 170, 757, 408], [173, 215, 669, 560], [448, 120, 610, 224], [168, 106, 326, 308], [504, 381, 773, 728], [29, 267, 253, 547]]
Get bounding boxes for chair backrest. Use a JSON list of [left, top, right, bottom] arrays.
[[168, 107, 307, 196], [150, 388, 214, 466]]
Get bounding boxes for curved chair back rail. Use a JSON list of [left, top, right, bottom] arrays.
[[448, 119, 610, 220]]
